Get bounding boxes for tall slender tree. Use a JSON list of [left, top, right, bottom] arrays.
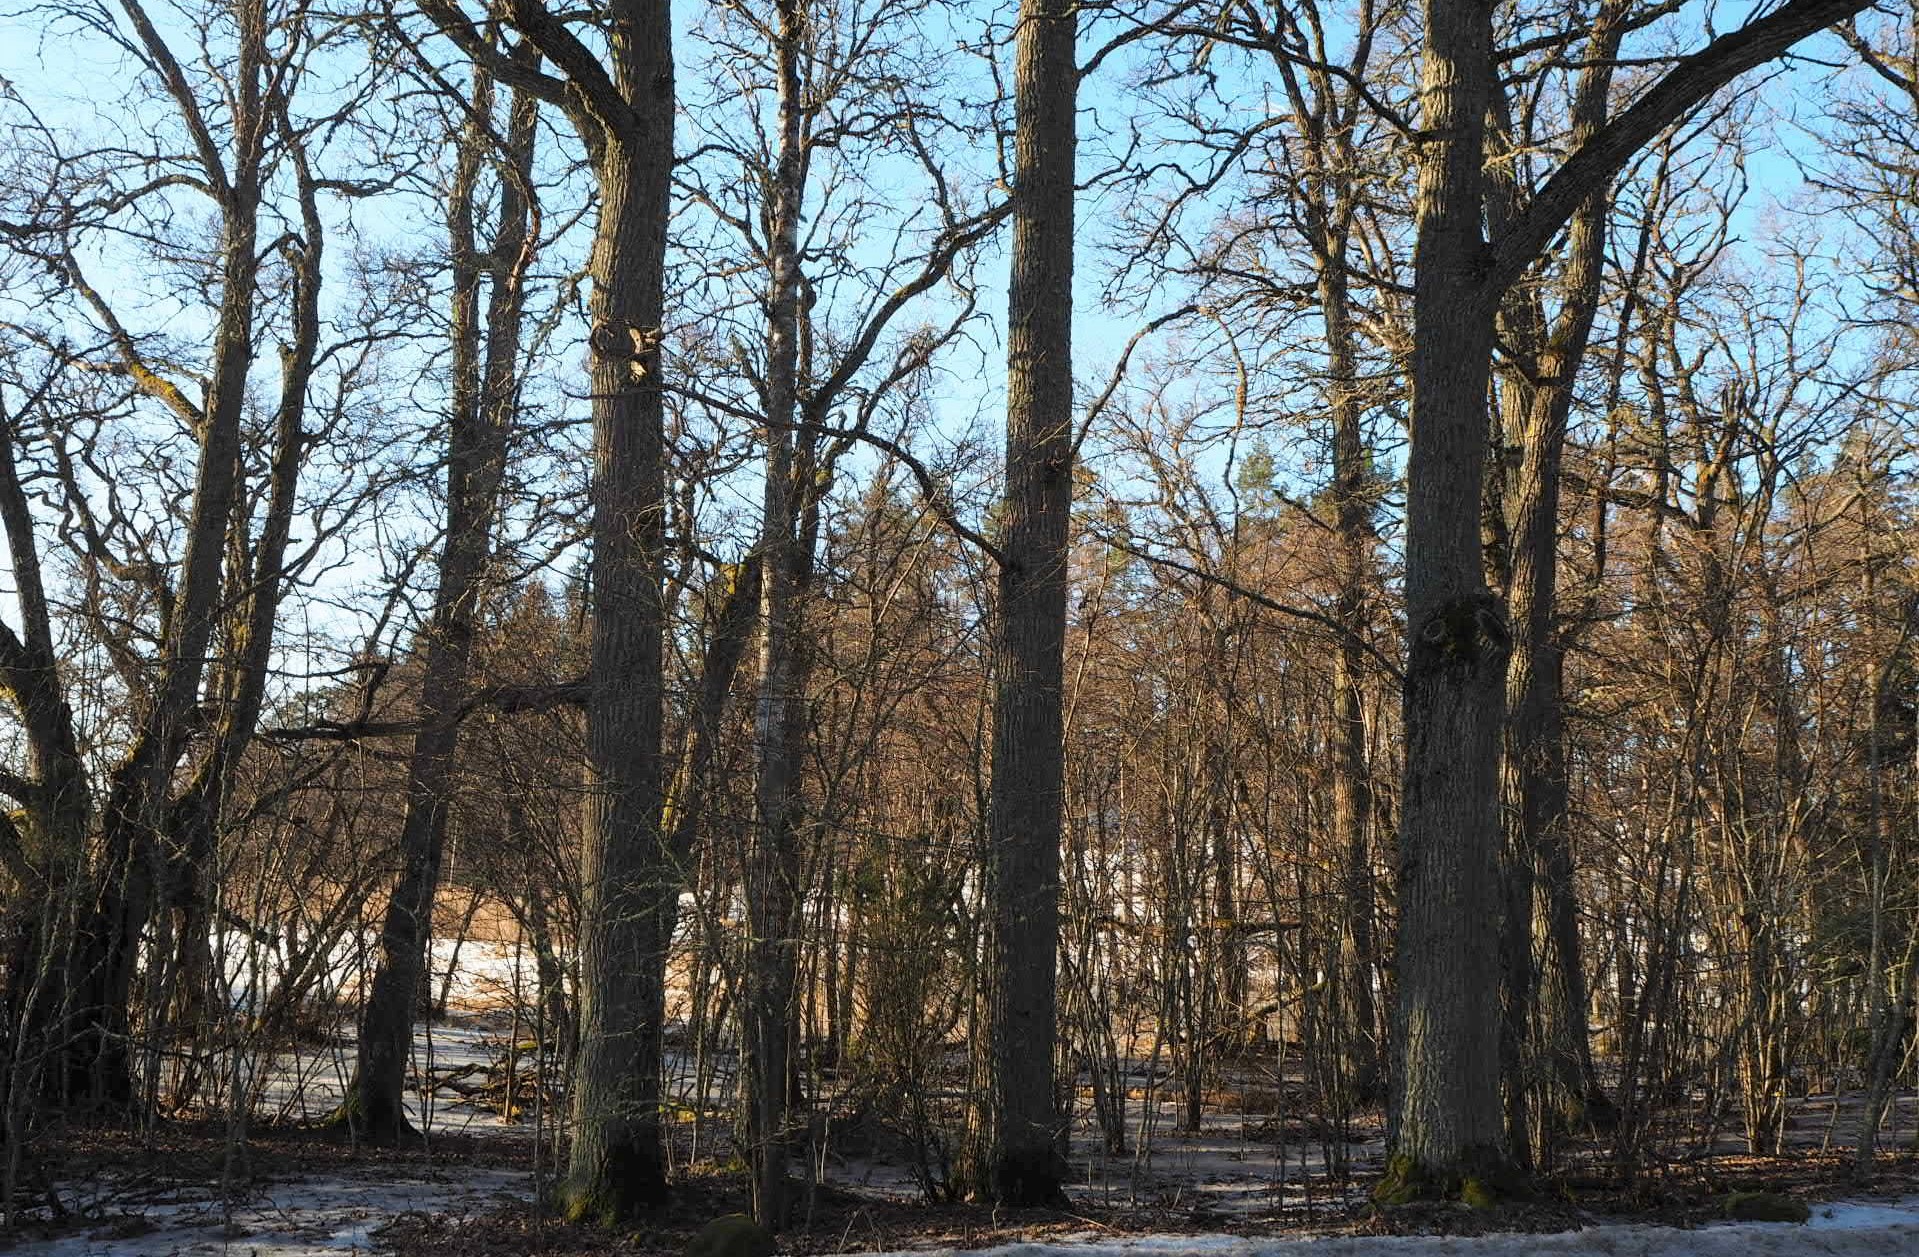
[[675, 0, 1009, 1220], [985, 0, 1076, 1206], [745, 0, 810, 1223], [339, 46, 538, 1143]]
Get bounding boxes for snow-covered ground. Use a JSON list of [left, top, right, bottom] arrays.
[[248, 1020, 547, 1135], [182, 935, 559, 1136], [6, 1167, 529, 1257], [862, 1199, 1919, 1257], [9, 1190, 1916, 1257]]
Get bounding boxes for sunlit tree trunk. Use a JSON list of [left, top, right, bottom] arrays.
[[746, 0, 809, 1225], [985, 0, 1076, 1207], [1386, 0, 1869, 1192], [564, 93, 676, 1221], [1387, 0, 1510, 1178]]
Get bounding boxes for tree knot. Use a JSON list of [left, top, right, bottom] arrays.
[[1413, 589, 1510, 670], [589, 319, 664, 377]]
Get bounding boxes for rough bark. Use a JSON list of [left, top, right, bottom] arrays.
[[1387, 0, 1509, 1183], [984, 0, 1076, 1208], [1385, 0, 1870, 1193], [418, 0, 676, 1215], [557, 0, 675, 1219]]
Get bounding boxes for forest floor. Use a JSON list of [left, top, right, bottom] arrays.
[[6, 1114, 1919, 1257], [10, 1040, 1919, 1257], [9, 939, 1919, 1255]]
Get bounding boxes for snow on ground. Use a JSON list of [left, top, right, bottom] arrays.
[[11, 1193, 1917, 1257], [7, 1167, 529, 1257], [249, 1020, 545, 1136], [860, 1199, 1919, 1257], [19, 921, 1919, 1254], [193, 932, 560, 1137], [1810, 1197, 1919, 1231]]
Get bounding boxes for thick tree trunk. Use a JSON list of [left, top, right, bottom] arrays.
[[984, 0, 1076, 1208], [561, 0, 675, 1216], [1384, 0, 1513, 1191], [1383, 0, 1870, 1193]]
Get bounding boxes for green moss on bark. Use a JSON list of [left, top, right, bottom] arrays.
[[558, 1139, 670, 1228], [1372, 1146, 1529, 1208], [324, 1086, 420, 1146]]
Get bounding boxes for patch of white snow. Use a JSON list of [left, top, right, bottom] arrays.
[[857, 1203, 1919, 1257], [4, 1167, 529, 1257]]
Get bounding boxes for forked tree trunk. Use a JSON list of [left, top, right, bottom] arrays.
[[1386, 0, 1870, 1193], [163, 140, 324, 1108], [76, 11, 267, 1102]]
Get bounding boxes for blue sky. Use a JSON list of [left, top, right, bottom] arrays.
[[0, 0, 1895, 684]]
